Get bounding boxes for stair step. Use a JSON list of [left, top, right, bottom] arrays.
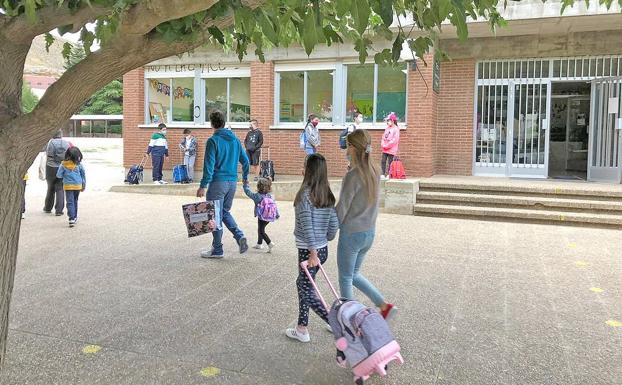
[[413, 203, 622, 226], [416, 191, 622, 212]]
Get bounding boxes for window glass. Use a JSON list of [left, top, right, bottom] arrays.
[[230, 77, 251, 122], [279, 71, 304, 122], [376, 64, 407, 122], [172, 77, 194, 122], [205, 78, 227, 120], [307, 70, 333, 122], [346, 65, 374, 122], [147, 78, 170, 124]]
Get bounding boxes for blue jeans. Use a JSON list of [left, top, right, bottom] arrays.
[[65, 190, 80, 221], [206, 181, 244, 254], [304, 146, 316, 155], [337, 229, 384, 307]]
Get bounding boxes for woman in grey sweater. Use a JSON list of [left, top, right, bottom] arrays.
[[336, 129, 397, 321]]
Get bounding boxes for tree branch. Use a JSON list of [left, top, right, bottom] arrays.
[[2, 3, 113, 44]]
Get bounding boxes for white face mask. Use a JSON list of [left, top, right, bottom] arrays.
[[355, 116, 363, 124]]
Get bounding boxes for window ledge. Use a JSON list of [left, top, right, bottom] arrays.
[[138, 122, 252, 129], [269, 124, 407, 130]]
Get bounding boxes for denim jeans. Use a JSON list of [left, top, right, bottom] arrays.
[[304, 146, 316, 155], [184, 154, 196, 181], [206, 181, 244, 254], [65, 190, 80, 221], [337, 228, 384, 307]]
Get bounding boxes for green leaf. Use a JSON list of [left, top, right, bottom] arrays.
[[257, 10, 279, 46], [450, 10, 468, 41], [208, 26, 225, 44], [438, 0, 451, 21], [323, 25, 343, 46], [351, 0, 371, 35], [391, 33, 404, 63], [44, 33, 55, 53], [23, 0, 37, 24], [302, 10, 319, 56], [354, 37, 371, 63], [369, 0, 393, 26], [62, 42, 73, 61], [336, 0, 352, 17], [234, 7, 255, 34]]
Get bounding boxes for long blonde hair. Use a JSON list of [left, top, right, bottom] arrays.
[[347, 129, 380, 205]]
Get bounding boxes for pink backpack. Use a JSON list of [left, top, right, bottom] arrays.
[[257, 196, 279, 222]]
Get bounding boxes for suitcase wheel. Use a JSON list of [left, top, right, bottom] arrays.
[[354, 378, 364, 385]]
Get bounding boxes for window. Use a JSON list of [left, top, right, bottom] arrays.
[[147, 78, 171, 124], [172, 78, 194, 122], [276, 69, 334, 123], [346, 63, 407, 123], [204, 77, 251, 122]]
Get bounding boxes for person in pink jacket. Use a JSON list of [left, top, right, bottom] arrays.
[[380, 112, 400, 179]]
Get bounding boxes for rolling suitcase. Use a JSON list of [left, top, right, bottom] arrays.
[[260, 147, 275, 181], [125, 154, 148, 185], [301, 261, 404, 384], [173, 150, 190, 184]]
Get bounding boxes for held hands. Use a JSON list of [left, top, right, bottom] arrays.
[[307, 249, 320, 268]]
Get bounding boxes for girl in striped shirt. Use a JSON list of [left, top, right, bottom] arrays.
[[285, 153, 339, 343]]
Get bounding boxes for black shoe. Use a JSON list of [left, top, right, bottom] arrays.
[[43, 209, 52, 214], [238, 237, 248, 254], [55, 212, 63, 216]]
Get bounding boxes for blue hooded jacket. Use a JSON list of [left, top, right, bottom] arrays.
[[200, 128, 249, 188]]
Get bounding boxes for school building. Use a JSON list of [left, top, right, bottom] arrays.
[[122, 1, 622, 183]]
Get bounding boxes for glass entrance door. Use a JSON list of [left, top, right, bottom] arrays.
[[508, 80, 551, 178], [588, 77, 622, 182]]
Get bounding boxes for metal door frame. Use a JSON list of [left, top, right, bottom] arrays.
[[588, 77, 622, 183]]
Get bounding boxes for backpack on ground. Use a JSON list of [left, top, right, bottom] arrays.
[[339, 124, 356, 149], [389, 157, 406, 179], [260, 147, 275, 181], [256, 195, 279, 222], [125, 155, 147, 185], [173, 164, 190, 183]]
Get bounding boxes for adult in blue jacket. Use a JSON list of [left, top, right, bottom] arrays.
[[196, 110, 250, 258]]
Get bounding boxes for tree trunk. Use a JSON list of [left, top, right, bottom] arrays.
[[0, 134, 27, 365]]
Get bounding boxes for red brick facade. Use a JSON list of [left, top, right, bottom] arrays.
[[123, 59, 478, 179]]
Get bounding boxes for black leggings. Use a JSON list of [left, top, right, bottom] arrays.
[[258, 219, 271, 245], [296, 247, 329, 326], [381, 153, 395, 176]]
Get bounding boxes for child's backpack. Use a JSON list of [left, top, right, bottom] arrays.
[[389, 157, 406, 179], [299, 131, 307, 149], [328, 299, 403, 380], [339, 124, 355, 150], [256, 195, 279, 222]]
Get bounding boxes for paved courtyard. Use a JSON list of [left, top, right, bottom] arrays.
[[2, 184, 621, 385]]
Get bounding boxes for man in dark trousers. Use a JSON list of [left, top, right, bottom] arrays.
[[43, 130, 71, 215], [244, 119, 263, 181], [196, 110, 250, 259]]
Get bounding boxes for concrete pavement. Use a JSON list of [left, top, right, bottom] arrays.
[[2, 189, 621, 384]]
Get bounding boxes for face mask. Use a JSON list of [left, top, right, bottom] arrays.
[[311, 121, 319, 127]]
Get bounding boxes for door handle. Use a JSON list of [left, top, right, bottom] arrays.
[[542, 118, 549, 130]]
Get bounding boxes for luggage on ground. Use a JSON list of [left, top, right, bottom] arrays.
[[260, 147, 275, 181], [125, 154, 148, 185], [173, 164, 189, 183], [389, 157, 406, 179], [301, 262, 404, 384]]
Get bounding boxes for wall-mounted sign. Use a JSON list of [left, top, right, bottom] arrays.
[[432, 57, 441, 94], [145, 63, 229, 73]]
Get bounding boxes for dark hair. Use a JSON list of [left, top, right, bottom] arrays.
[[158, 123, 167, 130], [257, 177, 272, 194], [307, 114, 317, 123], [209, 110, 225, 129], [65, 146, 83, 164], [294, 153, 335, 208], [250, 119, 258, 124], [183, 128, 191, 135]]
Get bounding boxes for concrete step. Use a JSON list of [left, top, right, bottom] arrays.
[[413, 203, 622, 226], [416, 191, 622, 213], [419, 180, 622, 201]]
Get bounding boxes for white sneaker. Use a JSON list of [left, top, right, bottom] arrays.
[[200, 249, 224, 259], [68, 219, 76, 228], [285, 327, 310, 343], [324, 323, 333, 333], [267, 242, 276, 253], [160, 180, 168, 184], [253, 244, 265, 250], [153, 181, 160, 185]]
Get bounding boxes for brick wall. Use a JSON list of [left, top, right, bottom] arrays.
[[435, 59, 475, 175], [122, 58, 476, 179]]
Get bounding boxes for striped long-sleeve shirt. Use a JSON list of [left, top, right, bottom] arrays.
[[294, 189, 339, 250]]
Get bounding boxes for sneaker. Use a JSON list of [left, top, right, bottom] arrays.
[[200, 249, 224, 259], [324, 323, 333, 333], [55, 212, 63, 216], [253, 244, 265, 250], [238, 237, 248, 254], [153, 181, 160, 185], [21, 213, 25, 220], [160, 180, 168, 184], [267, 242, 276, 253], [68, 219, 76, 227], [285, 327, 310, 343], [380, 303, 398, 321], [43, 209, 51, 214], [335, 349, 348, 368]]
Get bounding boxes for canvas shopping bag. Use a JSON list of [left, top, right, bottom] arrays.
[[182, 200, 222, 237]]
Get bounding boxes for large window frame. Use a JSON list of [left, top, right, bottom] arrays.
[[144, 66, 251, 127], [274, 62, 409, 128]]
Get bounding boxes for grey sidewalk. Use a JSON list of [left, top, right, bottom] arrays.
[[2, 191, 621, 384]]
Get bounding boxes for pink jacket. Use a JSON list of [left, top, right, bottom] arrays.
[[381, 125, 400, 155]]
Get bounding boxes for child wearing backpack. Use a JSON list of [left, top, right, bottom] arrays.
[[286, 153, 339, 343], [243, 177, 279, 252], [56, 147, 86, 228]]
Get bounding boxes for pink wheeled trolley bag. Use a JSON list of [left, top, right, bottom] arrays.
[[301, 261, 404, 384]]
